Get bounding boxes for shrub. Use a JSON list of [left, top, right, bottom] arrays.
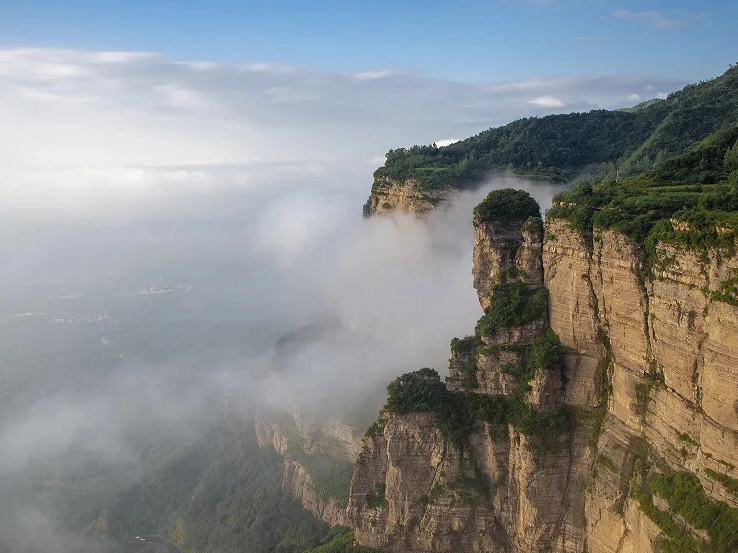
[[473, 189, 541, 224], [477, 284, 547, 337], [648, 470, 738, 553], [711, 277, 738, 306], [450, 335, 481, 356], [365, 483, 387, 509], [385, 369, 444, 415], [705, 468, 738, 498]]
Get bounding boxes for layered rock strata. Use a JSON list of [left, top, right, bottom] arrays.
[[254, 410, 361, 526], [363, 178, 456, 217], [347, 190, 738, 553]]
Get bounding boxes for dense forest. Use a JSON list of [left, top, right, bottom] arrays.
[[98, 425, 373, 553], [372, 64, 738, 190]]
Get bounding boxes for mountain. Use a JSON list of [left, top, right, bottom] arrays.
[[364, 64, 738, 216], [343, 65, 738, 552], [348, 180, 738, 552], [13, 65, 738, 553]]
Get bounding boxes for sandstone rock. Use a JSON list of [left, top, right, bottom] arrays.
[[365, 178, 456, 217], [348, 211, 738, 553]]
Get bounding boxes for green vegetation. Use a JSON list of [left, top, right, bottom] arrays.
[[450, 335, 481, 357], [105, 426, 334, 553], [364, 419, 386, 438], [636, 469, 738, 553], [450, 335, 481, 388], [711, 276, 738, 306], [651, 471, 738, 553], [383, 328, 569, 453], [372, 65, 738, 190], [547, 176, 738, 275], [287, 446, 355, 508], [365, 483, 387, 509], [383, 368, 503, 447], [384, 368, 446, 415], [473, 188, 541, 224], [705, 468, 738, 498], [597, 454, 618, 473], [304, 528, 380, 553], [634, 485, 704, 553], [677, 433, 699, 447], [477, 283, 547, 337], [525, 328, 564, 382]]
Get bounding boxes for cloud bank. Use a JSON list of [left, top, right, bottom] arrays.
[[0, 47, 686, 550], [0, 48, 685, 174]]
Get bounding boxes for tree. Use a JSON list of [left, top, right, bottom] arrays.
[[725, 138, 738, 174]]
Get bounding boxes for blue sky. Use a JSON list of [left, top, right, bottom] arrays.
[[1, 0, 735, 83]]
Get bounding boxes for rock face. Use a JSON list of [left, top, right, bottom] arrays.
[[473, 215, 544, 309], [364, 178, 456, 217], [254, 409, 360, 526], [282, 459, 350, 527], [346, 191, 738, 553]]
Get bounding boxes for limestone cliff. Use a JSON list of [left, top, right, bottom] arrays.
[[545, 218, 738, 553], [363, 178, 456, 217], [254, 409, 360, 526], [283, 459, 351, 527], [347, 188, 738, 553]]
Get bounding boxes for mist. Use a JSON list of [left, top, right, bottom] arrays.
[[0, 162, 562, 549], [0, 47, 578, 552]]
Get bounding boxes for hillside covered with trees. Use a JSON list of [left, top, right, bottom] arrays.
[[372, 64, 738, 190]]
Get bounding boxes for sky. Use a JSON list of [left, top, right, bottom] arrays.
[[0, 0, 735, 83]]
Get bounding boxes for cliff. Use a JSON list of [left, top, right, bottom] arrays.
[[346, 187, 738, 553], [254, 409, 361, 526], [363, 178, 456, 217]]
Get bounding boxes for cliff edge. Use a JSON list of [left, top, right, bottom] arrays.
[[363, 178, 456, 218], [347, 185, 738, 553]]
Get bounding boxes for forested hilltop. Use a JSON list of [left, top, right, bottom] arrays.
[[372, 64, 738, 191]]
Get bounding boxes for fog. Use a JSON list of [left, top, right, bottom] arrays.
[[0, 162, 562, 550], [0, 47, 618, 551], [0, 164, 561, 468]]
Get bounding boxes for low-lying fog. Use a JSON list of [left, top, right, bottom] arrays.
[[1, 47, 659, 550]]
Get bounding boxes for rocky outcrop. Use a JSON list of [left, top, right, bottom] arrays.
[[473, 215, 544, 309], [347, 189, 738, 553], [254, 409, 360, 526], [282, 459, 350, 527], [364, 178, 456, 217], [349, 191, 585, 552], [255, 409, 362, 463]]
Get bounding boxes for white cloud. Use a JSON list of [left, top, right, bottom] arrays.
[[529, 95, 566, 108], [627, 93, 641, 102], [435, 138, 460, 147], [614, 9, 708, 30], [353, 70, 401, 81], [0, 47, 687, 179]]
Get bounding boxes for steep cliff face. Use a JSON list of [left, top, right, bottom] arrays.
[[282, 459, 350, 527], [364, 178, 456, 217], [348, 188, 738, 553], [255, 409, 360, 526], [349, 190, 588, 552], [544, 218, 738, 553]]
